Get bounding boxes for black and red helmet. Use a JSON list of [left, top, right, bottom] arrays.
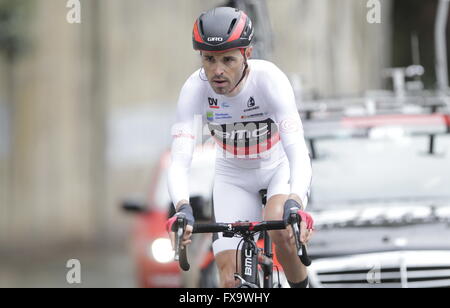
[[193, 7, 254, 52]]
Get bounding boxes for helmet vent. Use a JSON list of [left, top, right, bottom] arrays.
[[199, 20, 205, 36], [227, 18, 237, 35], [243, 25, 249, 36]]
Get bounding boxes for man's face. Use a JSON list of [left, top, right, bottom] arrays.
[[201, 48, 248, 95]]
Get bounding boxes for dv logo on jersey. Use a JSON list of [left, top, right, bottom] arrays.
[[208, 97, 219, 109]]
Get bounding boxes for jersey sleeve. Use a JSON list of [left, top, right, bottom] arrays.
[[167, 72, 204, 209], [261, 63, 312, 207]]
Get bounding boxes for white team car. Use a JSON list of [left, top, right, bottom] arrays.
[[305, 110, 450, 288]]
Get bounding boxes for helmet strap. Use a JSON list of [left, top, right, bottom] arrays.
[[228, 48, 248, 94]]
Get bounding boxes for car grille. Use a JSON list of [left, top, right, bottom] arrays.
[[309, 251, 450, 288]]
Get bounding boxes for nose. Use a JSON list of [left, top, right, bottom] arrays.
[[211, 61, 225, 76]]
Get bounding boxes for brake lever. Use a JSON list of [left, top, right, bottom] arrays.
[[173, 213, 186, 262], [173, 213, 191, 271], [289, 208, 312, 267], [289, 208, 302, 254]]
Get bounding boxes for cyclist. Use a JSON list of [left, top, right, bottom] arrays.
[[167, 7, 314, 288]]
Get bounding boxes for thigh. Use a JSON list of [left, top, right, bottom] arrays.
[[266, 159, 290, 202], [266, 158, 310, 209], [212, 177, 262, 256], [263, 193, 289, 221], [263, 160, 290, 228], [263, 194, 296, 251]]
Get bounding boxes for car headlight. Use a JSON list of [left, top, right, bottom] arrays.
[[150, 238, 175, 263]]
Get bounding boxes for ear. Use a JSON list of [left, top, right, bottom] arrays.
[[245, 46, 253, 59]]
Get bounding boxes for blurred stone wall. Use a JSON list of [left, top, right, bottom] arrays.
[[1, 0, 98, 250], [0, 53, 8, 247], [0, 0, 392, 250], [269, 0, 392, 97]]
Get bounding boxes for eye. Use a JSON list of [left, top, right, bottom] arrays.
[[204, 56, 214, 63], [223, 57, 235, 63]]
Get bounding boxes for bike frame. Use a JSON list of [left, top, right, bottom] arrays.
[[240, 235, 259, 286], [242, 231, 275, 288], [233, 229, 275, 288]]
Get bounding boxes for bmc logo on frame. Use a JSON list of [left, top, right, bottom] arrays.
[[244, 249, 253, 276]]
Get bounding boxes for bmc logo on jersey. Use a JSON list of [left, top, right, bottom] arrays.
[[208, 97, 219, 109], [207, 37, 223, 42], [207, 118, 280, 156]]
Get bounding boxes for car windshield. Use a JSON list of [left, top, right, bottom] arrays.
[[309, 133, 450, 210]]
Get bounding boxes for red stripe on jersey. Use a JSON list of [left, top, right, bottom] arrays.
[[212, 132, 280, 156]]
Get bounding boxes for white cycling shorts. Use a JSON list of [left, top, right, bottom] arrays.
[[211, 157, 308, 256]]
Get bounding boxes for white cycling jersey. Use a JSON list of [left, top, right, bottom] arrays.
[[167, 59, 312, 253]]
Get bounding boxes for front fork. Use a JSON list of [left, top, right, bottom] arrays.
[[262, 230, 274, 288]]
